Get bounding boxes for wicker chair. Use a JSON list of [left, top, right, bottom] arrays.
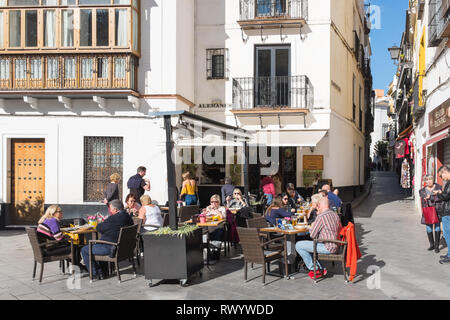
[[237, 227, 288, 284], [88, 224, 139, 283], [178, 205, 200, 223], [246, 216, 268, 229], [132, 217, 144, 266], [26, 227, 73, 283], [313, 239, 348, 283]]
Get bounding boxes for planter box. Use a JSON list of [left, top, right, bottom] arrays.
[[142, 228, 204, 285]]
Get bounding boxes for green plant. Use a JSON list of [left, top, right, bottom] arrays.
[[145, 224, 199, 238], [374, 140, 388, 159]]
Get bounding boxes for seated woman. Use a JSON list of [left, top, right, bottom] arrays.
[[37, 205, 67, 242], [307, 193, 321, 225], [138, 195, 163, 231], [281, 192, 296, 214], [264, 196, 292, 227], [124, 193, 141, 217], [203, 194, 227, 241], [180, 172, 198, 205], [227, 188, 247, 209]]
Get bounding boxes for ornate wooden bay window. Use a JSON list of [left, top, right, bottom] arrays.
[[0, 0, 140, 56], [0, 53, 137, 90]]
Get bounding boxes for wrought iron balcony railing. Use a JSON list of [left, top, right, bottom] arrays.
[[239, 0, 308, 21], [232, 75, 313, 110], [0, 54, 137, 92]]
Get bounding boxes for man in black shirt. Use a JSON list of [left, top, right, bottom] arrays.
[[81, 200, 133, 279], [127, 166, 147, 205]]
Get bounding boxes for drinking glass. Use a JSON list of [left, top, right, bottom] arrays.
[[74, 219, 80, 228]]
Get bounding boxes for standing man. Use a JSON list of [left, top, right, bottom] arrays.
[[127, 166, 147, 205], [433, 165, 450, 264], [320, 184, 342, 209], [80, 199, 133, 279], [221, 177, 235, 206], [295, 197, 342, 279]]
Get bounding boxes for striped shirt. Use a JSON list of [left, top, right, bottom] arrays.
[[309, 209, 342, 253], [37, 218, 65, 241]]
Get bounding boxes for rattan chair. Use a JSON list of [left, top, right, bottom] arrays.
[[132, 217, 144, 266], [246, 216, 268, 229], [26, 227, 73, 283], [237, 227, 288, 284], [178, 205, 200, 223], [88, 224, 139, 283], [313, 239, 348, 283]]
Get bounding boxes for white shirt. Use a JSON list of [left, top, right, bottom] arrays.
[[142, 205, 163, 231]]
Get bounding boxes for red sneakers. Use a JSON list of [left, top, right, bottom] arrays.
[[308, 268, 327, 279]]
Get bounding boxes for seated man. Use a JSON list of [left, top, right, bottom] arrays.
[[80, 199, 133, 279], [320, 184, 342, 209], [295, 197, 342, 279]]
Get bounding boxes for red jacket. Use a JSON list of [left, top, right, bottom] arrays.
[[261, 177, 275, 196], [339, 222, 361, 282]]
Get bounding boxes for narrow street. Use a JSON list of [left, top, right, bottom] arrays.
[[0, 171, 449, 300], [354, 171, 450, 299]]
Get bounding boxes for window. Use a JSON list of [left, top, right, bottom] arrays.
[[15, 59, 26, 80], [84, 136, 123, 202], [132, 9, 138, 51], [81, 57, 93, 80], [352, 74, 356, 121], [359, 85, 362, 130], [97, 57, 108, 79], [207, 48, 228, 79], [9, 11, 21, 48], [30, 58, 41, 79], [47, 57, 58, 79], [25, 11, 38, 47], [0, 12, 3, 48], [0, 59, 10, 80], [96, 9, 109, 46], [115, 9, 128, 46], [8, 0, 39, 5], [80, 10, 93, 47], [61, 10, 74, 47], [44, 10, 56, 47]]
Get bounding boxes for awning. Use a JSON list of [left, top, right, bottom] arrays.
[[425, 128, 450, 146], [396, 125, 413, 141], [249, 130, 327, 147]]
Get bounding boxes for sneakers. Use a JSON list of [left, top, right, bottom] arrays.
[[308, 268, 327, 280], [439, 257, 450, 264]]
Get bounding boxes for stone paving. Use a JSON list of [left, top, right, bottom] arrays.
[[1, 171, 449, 300]]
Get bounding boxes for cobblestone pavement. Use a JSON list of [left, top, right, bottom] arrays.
[[1, 171, 449, 300]]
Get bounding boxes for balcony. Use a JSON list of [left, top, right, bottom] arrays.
[[0, 54, 138, 95], [413, 75, 425, 119], [238, 0, 308, 30], [232, 75, 313, 112]]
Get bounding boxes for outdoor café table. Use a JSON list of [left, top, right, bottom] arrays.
[[259, 225, 311, 279], [61, 226, 98, 266], [185, 219, 226, 265]]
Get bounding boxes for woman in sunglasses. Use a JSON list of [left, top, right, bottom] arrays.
[[203, 194, 227, 241], [281, 192, 296, 213], [227, 189, 247, 209], [37, 205, 67, 242]]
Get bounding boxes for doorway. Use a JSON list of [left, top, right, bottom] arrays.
[[11, 139, 45, 225], [255, 45, 290, 107]]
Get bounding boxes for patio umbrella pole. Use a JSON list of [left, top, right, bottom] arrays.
[[164, 115, 178, 230]]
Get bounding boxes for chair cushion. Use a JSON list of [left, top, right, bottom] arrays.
[[43, 245, 71, 257]]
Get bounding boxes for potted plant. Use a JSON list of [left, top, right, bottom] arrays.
[[142, 224, 204, 287]]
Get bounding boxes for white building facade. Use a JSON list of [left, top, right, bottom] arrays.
[[0, 0, 372, 227]]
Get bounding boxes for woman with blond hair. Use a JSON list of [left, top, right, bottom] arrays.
[[180, 171, 198, 205], [138, 195, 163, 231], [103, 173, 121, 212], [37, 205, 66, 241]]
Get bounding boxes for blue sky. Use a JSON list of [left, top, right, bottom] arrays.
[[367, 0, 410, 92]]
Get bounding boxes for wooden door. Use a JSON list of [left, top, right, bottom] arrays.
[[11, 139, 45, 225]]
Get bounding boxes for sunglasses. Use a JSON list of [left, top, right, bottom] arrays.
[[283, 198, 288, 201], [211, 200, 220, 203], [234, 193, 241, 195]]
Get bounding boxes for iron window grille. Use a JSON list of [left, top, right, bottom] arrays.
[[84, 136, 123, 202], [207, 48, 229, 80]]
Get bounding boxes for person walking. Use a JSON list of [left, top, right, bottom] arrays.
[[127, 166, 147, 205], [180, 171, 198, 205], [419, 175, 442, 253], [103, 173, 121, 212], [261, 175, 276, 205], [221, 177, 235, 206], [433, 165, 450, 264]]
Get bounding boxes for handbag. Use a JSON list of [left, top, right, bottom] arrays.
[[422, 206, 440, 225]]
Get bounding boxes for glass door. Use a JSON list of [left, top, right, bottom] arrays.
[[255, 46, 290, 108]]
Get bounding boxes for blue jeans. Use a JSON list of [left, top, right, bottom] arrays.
[[185, 194, 197, 206], [442, 216, 450, 257], [81, 244, 112, 276], [426, 223, 441, 233], [265, 193, 273, 205], [295, 240, 331, 271]]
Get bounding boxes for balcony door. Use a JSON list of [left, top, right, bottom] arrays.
[[256, 0, 287, 17], [255, 45, 290, 108]]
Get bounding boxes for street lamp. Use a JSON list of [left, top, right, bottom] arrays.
[[388, 45, 401, 61]]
